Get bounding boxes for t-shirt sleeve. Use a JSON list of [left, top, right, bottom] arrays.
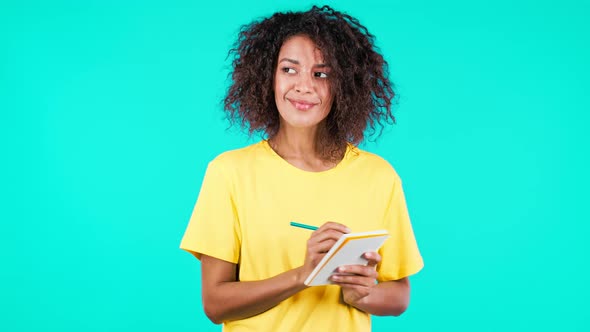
[[377, 174, 424, 281], [179, 159, 241, 264]]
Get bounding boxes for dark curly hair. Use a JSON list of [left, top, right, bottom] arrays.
[[224, 5, 396, 161]]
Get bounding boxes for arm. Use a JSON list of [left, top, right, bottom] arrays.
[[346, 278, 410, 316], [200, 255, 307, 324], [200, 222, 350, 324], [330, 252, 411, 316]]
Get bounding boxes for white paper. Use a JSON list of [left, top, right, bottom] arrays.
[[304, 230, 390, 286]]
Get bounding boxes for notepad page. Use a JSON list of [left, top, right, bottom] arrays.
[[304, 231, 389, 286]]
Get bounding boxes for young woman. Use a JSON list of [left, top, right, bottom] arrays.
[[181, 6, 423, 331]]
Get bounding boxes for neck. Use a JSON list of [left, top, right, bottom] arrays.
[[267, 123, 347, 172], [270, 124, 321, 159]]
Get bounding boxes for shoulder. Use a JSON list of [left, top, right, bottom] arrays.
[[206, 141, 268, 173], [349, 146, 402, 183]]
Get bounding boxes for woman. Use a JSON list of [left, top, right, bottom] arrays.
[[180, 5, 423, 331]]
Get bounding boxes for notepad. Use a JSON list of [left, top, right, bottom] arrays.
[[304, 230, 390, 286]]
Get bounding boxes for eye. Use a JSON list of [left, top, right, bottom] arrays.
[[282, 67, 296, 74], [314, 72, 329, 78]]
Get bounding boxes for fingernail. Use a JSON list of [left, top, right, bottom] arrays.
[[339, 267, 346, 272], [345, 227, 351, 233]]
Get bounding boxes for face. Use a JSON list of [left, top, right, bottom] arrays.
[[273, 35, 333, 131]]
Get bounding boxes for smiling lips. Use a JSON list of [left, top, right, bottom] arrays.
[[288, 98, 318, 111]]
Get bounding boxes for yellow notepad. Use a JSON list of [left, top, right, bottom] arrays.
[[304, 230, 390, 286]]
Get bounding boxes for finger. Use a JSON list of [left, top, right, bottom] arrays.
[[317, 221, 351, 234], [309, 240, 337, 254], [330, 274, 375, 287], [336, 265, 378, 279], [363, 252, 382, 267], [310, 229, 347, 244]]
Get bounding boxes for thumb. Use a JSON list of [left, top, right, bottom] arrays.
[[364, 252, 381, 267]]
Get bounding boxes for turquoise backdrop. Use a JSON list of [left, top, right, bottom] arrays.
[[1, 0, 589, 331]]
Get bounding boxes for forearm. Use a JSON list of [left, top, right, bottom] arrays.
[[204, 267, 307, 323], [348, 280, 410, 316]]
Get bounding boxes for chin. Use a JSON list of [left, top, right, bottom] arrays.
[[282, 116, 323, 129], [281, 110, 327, 127]]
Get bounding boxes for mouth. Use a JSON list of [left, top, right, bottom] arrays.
[[287, 98, 318, 111]]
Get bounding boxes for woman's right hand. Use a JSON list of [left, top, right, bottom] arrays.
[[299, 222, 351, 284]]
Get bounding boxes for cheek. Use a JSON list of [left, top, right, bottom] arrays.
[[274, 79, 288, 98], [319, 85, 334, 105], [316, 79, 330, 96]]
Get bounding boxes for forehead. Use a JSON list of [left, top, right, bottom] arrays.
[[278, 35, 325, 63]]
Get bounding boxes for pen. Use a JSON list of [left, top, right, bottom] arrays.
[[290, 221, 318, 231]]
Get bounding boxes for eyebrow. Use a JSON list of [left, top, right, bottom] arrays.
[[278, 58, 329, 68]]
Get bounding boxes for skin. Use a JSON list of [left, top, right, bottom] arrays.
[[200, 35, 411, 324], [270, 35, 335, 172]]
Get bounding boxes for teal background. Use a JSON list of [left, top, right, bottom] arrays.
[[1, 0, 588, 331]]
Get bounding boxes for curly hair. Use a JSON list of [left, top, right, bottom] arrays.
[[224, 5, 396, 161]]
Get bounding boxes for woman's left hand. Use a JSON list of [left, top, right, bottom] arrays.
[[330, 251, 381, 305]]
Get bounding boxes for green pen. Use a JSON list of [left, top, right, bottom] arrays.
[[290, 221, 319, 231]]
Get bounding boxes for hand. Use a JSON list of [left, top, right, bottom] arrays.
[[299, 222, 351, 285], [330, 251, 381, 305]]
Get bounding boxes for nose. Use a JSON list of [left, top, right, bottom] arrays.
[[295, 73, 313, 93]]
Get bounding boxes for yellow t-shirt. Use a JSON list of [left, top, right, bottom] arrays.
[[180, 140, 423, 331]]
